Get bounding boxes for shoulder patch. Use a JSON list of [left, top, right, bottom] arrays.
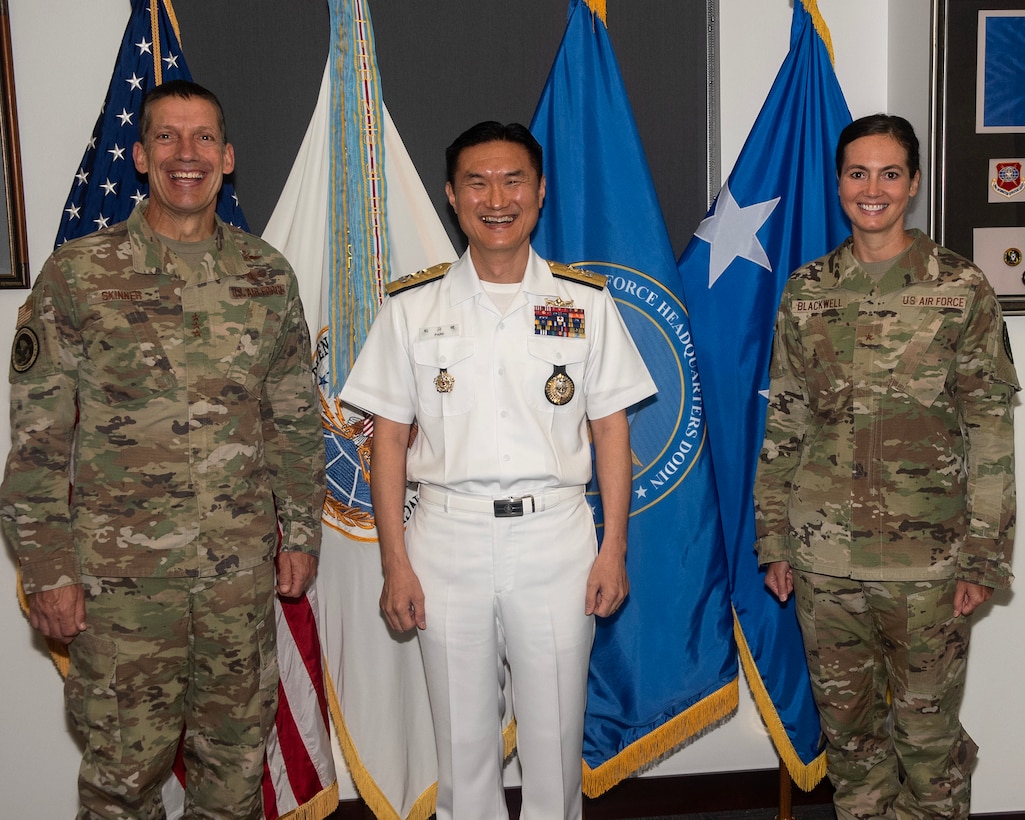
[[547, 261, 606, 290], [16, 296, 34, 329], [12, 327, 39, 374], [385, 262, 452, 296]]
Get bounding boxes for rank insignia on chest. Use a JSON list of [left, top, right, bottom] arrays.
[[534, 305, 585, 338]]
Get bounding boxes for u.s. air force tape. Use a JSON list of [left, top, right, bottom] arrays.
[[12, 327, 39, 373]]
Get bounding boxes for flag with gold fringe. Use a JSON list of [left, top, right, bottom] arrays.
[[529, 0, 739, 796], [676, 0, 851, 789], [262, 1, 456, 816], [36, 1, 337, 817]]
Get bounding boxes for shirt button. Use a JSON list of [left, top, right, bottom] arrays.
[[503, 454, 511, 462], [498, 367, 505, 376]]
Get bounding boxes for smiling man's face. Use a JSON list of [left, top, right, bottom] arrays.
[[445, 140, 546, 266], [133, 95, 234, 239]]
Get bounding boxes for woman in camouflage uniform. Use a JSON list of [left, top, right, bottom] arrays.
[[754, 114, 1018, 819]]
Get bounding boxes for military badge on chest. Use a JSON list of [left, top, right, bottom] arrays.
[[535, 298, 584, 406], [434, 368, 455, 393]]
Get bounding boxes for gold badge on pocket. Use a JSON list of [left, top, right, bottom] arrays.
[[434, 368, 455, 393], [544, 365, 574, 405]]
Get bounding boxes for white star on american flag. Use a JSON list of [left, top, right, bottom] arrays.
[[163, 53, 179, 69], [101, 178, 118, 196], [136, 37, 152, 54], [74, 169, 89, 186], [116, 109, 134, 127], [93, 215, 111, 230], [126, 73, 144, 91], [65, 204, 81, 220], [108, 144, 126, 162]]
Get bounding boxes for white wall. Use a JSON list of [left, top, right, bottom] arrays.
[[2, 2, 126, 817], [2, 1, 1022, 815]]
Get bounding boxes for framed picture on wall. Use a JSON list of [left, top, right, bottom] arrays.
[[0, 0, 28, 288], [933, 0, 1025, 312], [976, 10, 1025, 134]]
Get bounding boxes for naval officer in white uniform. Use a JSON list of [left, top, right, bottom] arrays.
[[341, 121, 656, 820]]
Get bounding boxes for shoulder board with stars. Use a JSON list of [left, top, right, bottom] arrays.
[[385, 262, 453, 296], [547, 261, 606, 290]]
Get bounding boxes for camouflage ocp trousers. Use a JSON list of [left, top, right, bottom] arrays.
[[66, 563, 278, 820], [792, 571, 977, 820]]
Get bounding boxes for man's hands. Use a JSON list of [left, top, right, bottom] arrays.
[[28, 584, 87, 644], [954, 580, 992, 617], [586, 539, 629, 618], [276, 552, 318, 598], [380, 559, 426, 633]]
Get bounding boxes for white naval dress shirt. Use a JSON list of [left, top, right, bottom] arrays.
[[340, 247, 656, 496]]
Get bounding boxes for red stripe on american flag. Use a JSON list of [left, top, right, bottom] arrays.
[[261, 750, 280, 819], [280, 592, 331, 726]]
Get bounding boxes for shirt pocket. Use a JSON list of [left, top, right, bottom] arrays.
[[222, 299, 284, 396], [800, 315, 852, 421], [412, 336, 475, 417], [887, 312, 954, 408], [82, 292, 178, 405], [525, 336, 588, 412]]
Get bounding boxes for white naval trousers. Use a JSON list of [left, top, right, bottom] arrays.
[[408, 486, 597, 820]]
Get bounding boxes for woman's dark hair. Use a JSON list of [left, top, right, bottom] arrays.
[[835, 114, 920, 178], [445, 121, 543, 184]]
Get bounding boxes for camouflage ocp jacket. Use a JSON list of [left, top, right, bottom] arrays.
[[755, 230, 1019, 588], [0, 203, 325, 594]]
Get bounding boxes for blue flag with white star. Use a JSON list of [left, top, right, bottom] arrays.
[[530, 0, 738, 795], [677, 0, 850, 787], [54, 0, 246, 248]]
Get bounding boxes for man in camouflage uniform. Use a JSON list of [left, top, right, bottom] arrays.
[[755, 114, 1017, 819], [0, 80, 325, 819]]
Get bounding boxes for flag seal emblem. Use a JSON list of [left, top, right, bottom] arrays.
[[575, 263, 705, 525], [993, 162, 1024, 197]]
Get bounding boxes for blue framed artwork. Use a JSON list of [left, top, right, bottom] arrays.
[[977, 10, 1025, 133]]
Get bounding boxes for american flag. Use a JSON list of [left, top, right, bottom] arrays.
[[54, 0, 247, 248], [51, 1, 336, 816]]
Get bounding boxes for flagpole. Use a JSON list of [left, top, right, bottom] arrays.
[[777, 761, 794, 820]]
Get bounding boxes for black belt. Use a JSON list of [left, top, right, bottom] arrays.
[[417, 484, 585, 517]]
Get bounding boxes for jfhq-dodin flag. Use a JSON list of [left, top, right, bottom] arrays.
[[530, 0, 738, 795]]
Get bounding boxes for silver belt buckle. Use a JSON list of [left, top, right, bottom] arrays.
[[493, 496, 526, 517]]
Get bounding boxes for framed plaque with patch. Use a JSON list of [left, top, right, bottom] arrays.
[[0, 0, 28, 288], [932, 0, 1025, 311]]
